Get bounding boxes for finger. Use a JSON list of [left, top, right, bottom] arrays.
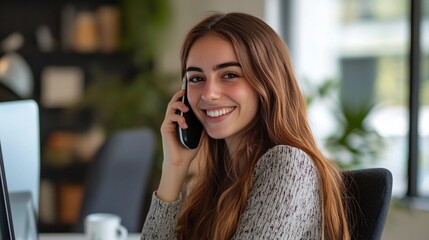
[[170, 89, 185, 103], [166, 101, 189, 116], [163, 112, 188, 129], [173, 114, 188, 129]]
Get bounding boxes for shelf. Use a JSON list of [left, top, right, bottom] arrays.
[[1, 0, 109, 2], [0, 0, 135, 231], [17, 50, 131, 58], [17, 50, 134, 72], [0, 0, 121, 54], [41, 161, 89, 184]]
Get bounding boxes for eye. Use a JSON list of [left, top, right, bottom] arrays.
[[188, 75, 204, 83], [223, 73, 239, 79]]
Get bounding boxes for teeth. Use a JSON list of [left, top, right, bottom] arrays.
[[206, 107, 234, 117]]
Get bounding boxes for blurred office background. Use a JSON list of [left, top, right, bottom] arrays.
[[0, 0, 427, 238]]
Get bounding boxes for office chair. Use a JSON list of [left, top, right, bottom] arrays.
[[75, 128, 156, 232], [343, 168, 393, 240]]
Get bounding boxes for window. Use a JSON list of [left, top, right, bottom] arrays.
[[418, 0, 429, 197], [282, 0, 416, 197]]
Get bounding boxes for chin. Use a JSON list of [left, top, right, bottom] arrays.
[[205, 129, 230, 140], [207, 133, 226, 140]]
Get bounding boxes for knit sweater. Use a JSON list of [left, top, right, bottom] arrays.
[[141, 145, 322, 239]]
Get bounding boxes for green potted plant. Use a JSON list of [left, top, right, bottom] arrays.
[[303, 78, 384, 169]]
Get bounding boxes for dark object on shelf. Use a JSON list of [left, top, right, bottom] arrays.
[[75, 128, 156, 233], [0, 82, 21, 102], [343, 168, 393, 240], [41, 162, 89, 184]]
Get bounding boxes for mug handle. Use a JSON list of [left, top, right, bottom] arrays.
[[117, 225, 128, 240]]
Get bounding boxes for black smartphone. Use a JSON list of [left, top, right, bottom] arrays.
[[176, 76, 203, 149]]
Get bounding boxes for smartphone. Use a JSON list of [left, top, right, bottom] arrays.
[[176, 76, 203, 149]]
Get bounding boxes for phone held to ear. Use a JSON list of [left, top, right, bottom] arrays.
[[176, 76, 203, 149]]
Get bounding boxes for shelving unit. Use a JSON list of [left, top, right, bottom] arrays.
[[0, 0, 136, 232], [21, 51, 135, 142]]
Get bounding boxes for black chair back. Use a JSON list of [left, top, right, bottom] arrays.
[[75, 128, 156, 232], [343, 168, 393, 240]]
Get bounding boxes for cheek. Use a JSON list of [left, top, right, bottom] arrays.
[[187, 88, 200, 111], [243, 90, 259, 118], [246, 94, 259, 119], [233, 87, 258, 109]]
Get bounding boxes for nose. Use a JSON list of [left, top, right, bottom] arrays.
[[201, 77, 220, 101]]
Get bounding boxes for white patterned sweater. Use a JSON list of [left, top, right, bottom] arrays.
[[141, 145, 322, 239]]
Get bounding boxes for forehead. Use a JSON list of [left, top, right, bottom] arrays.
[[186, 34, 238, 67]]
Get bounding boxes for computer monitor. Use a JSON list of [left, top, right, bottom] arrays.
[[0, 100, 40, 212], [0, 142, 15, 240], [9, 192, 37, 240]]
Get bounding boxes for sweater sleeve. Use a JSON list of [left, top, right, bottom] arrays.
[[232, 145, 322, 240], [140, 192, 183, 240]]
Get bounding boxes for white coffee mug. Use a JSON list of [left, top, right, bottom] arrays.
[[85, 213, 128, 240]]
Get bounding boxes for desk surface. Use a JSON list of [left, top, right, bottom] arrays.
[[39, 233, 141, 240]]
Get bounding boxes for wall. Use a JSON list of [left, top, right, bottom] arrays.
[[156, 0, 264, 75]]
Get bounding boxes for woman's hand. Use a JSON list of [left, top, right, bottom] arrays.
[[157, 89, 202, 202]]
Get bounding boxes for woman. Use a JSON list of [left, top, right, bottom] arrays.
[[142, 12, 350, 239]]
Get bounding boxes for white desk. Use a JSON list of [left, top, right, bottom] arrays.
[[39, 233, 141, 240]]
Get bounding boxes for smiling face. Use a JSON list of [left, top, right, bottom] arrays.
[[185, 34, 259, 150]]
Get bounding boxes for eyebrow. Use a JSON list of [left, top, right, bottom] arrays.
[[185, 61, 241, 73]]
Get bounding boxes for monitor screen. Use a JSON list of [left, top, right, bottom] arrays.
[[0, 142, 15, 240], [0, 100, 40, 212]]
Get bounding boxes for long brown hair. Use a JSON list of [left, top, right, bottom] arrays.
[[177, 12, 350, 239]]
